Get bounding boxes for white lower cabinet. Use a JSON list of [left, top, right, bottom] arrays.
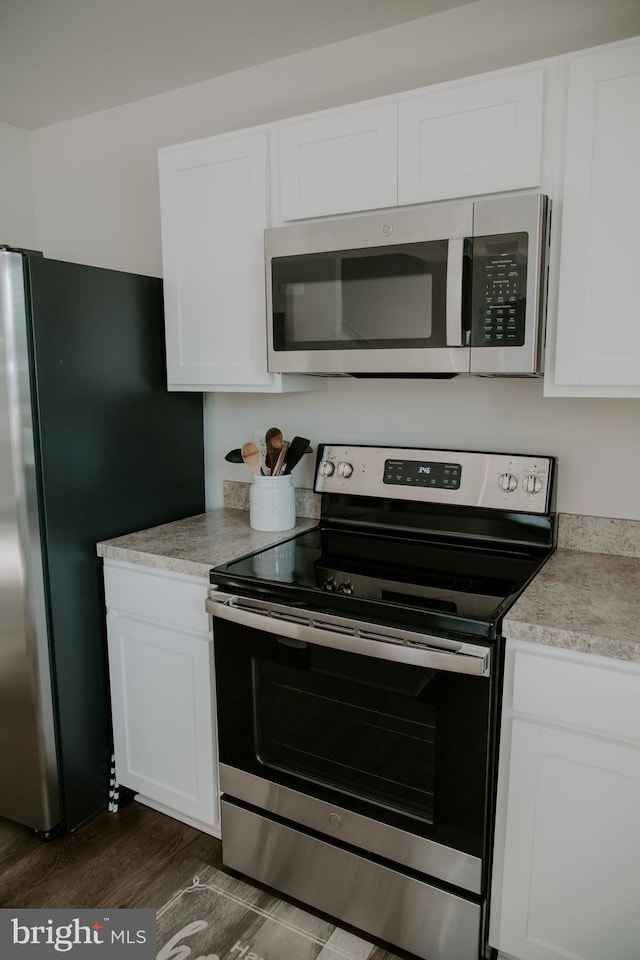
[[490, 642, 640, 959], [104, 561, 220, 836]]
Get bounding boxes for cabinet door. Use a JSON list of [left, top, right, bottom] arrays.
[[107, 612, 219, 832], [551, 40, 640, 393], [279, 102, 397, 220], [398, 69, 544, 204], [159, 133, 272, 389], [499, 719, 640, 960]]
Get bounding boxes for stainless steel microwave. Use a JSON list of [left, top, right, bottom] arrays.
[[265, 194, 549, 377]]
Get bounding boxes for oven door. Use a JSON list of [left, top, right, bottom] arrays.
[[208, 591, 495, 898]]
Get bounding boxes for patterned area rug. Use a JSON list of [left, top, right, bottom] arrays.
[[145, 858, 403, 960]]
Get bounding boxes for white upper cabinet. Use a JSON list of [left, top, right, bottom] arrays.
[[158, 39, 640, 393], [278, 102, 398, 221], [547, 37, 640, 396], [159, 132, 318, 392], [398, 68, 546, 205], [159, 132, 270, 389], [277, 65, 550, 223]]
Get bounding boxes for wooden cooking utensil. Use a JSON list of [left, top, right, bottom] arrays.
[[265, 427, 283, 472], [241, 441, 262, 475], [271, 440, 289, 476]]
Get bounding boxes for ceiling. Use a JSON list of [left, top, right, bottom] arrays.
[[0, 0, 478, 130]]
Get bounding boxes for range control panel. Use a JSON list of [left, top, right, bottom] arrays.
[[315, 444, 555, 514]]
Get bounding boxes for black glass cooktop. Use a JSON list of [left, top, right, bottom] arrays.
[[210, 525, 547, 640]]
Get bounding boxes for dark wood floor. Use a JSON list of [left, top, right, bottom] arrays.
[[0, 799, 417, 960], [0, 799, 223, 909]]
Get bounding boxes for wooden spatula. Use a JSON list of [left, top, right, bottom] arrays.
[[241, 441, 262, 475]]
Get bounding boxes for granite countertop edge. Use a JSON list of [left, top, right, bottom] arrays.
[[503, 547, 640, 664], [97, 508, 640, 665]]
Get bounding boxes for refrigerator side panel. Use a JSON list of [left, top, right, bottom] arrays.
[[27, 257, 204, 830], [0, 250, 62, 832]]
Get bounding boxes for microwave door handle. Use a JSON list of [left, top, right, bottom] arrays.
[[446, 237, 465, 347]]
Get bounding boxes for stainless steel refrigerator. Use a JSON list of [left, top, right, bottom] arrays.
[[0, 247, 205, 837]]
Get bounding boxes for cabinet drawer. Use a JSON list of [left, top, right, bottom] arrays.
[[512, 650, 640, 742], [103, 562, 210, 634]]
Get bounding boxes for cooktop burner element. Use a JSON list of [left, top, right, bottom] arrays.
[[211, 444, 557, 642]]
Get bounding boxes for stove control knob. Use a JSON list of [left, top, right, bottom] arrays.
[[499, 472, 518, 492], [320, 460, 335, 477], [524, 473, 543, 494], [337, 461, 353, 478]]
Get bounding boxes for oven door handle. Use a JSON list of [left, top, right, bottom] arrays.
[[206, 591, 491, 677]]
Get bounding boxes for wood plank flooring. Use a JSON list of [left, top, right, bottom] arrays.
[[0, 799, 223, 909], [0, 801, 420, 959]]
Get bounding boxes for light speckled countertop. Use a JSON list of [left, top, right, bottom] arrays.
[[504, 548, 640, 663], [96, 508, 318, 579], [97, 495, 640, 664]]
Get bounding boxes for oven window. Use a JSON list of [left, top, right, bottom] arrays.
[[215, 619, 491, 856], [271, 242, 448, 351], [252, 649, 435, 822]]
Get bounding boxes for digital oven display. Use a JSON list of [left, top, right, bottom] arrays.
[[383, 459, 462, 489]]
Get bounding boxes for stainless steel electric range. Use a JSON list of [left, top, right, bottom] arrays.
[[206, 444, 557, 960]]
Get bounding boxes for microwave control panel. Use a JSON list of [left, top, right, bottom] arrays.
[[470, 232, 528, 348]]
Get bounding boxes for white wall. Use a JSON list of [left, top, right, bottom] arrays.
[[208, 378, 640, 521], [28, 0, 640, 276], [0, 122, 36, 248], [24, 0, 640, 520]]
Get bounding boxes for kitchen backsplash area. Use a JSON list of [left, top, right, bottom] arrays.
[[224, 479, 320, 520], [223, 479, 640, 558], [556, 514, 640, 557], [207, 371, 640, 524]]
